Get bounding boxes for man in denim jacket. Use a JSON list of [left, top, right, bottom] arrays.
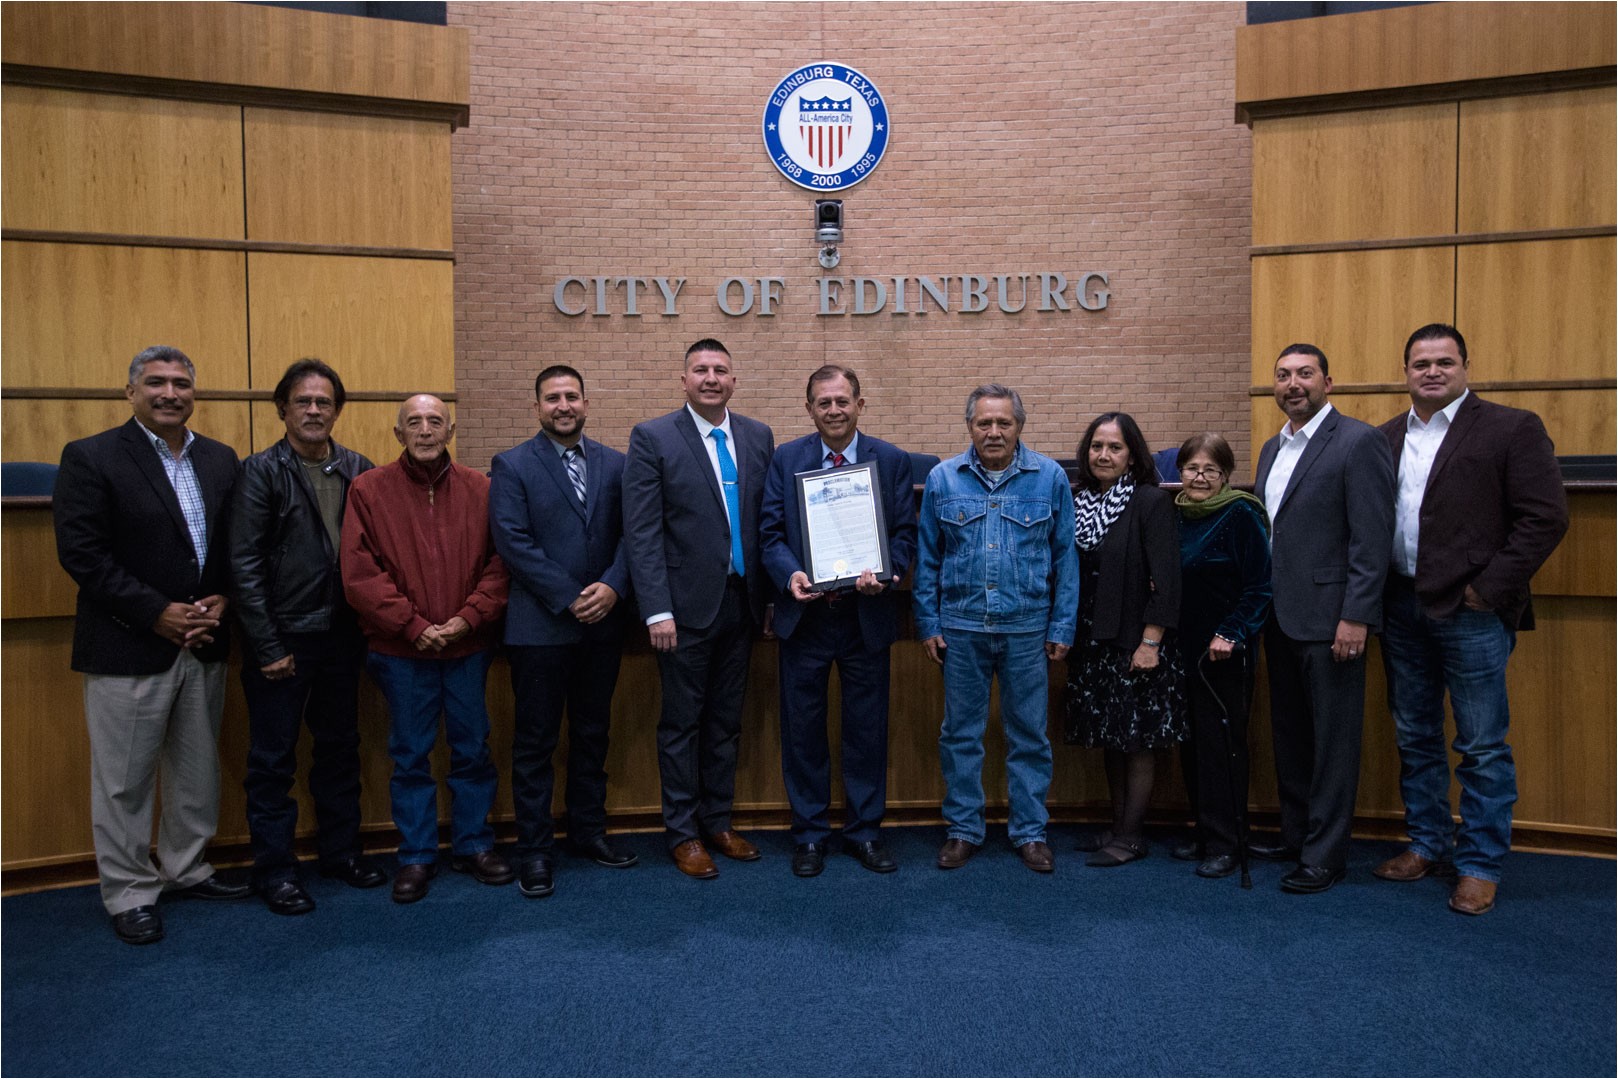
[[914, 384, 1080, 873]]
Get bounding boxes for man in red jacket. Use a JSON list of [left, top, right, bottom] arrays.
[[342, 394, 513, 903]]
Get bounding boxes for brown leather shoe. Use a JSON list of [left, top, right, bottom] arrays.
[[1375, 849, 1442, 882], [1017, 840, 1054, 873], [450, 850, 516, 885], [392, 863, 436, 904], [672, 839, 719, 879], [703, 829, 761, 862], [1449, 875, 1497, 916], [937, 837, 979, 869]]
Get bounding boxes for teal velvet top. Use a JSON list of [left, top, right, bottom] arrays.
[[1178, 497, 1272, 652]]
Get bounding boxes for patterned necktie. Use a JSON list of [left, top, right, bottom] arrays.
[[829, 451, 846, 468], [564, 445, 586, 507], [710, 429, 745, 576]]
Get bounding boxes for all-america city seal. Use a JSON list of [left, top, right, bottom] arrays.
[[763, 63, 890, 191]]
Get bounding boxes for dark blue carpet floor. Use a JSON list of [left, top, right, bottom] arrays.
[[3, 826, 1613, 1077]]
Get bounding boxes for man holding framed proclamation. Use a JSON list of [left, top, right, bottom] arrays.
[[760, 365, 917, 878]]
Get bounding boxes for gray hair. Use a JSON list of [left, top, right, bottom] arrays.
[[964, 383, 1025, 426], [128, 345, 195, 385]]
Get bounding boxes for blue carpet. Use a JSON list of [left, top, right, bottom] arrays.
[[3, 826, 1613, 1077]]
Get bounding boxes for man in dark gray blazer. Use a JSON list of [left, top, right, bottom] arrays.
[[1374, 324, 1568, 916], [54, 345, 251, 945], [1253, 343, 1395, 893], [623, 339, 775, 878], [491, 364, 637, 899]]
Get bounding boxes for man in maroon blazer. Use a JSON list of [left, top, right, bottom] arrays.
[[1374, 323, 1568, 916]]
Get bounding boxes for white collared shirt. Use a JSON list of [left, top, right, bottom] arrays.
[[1263, 402, 1334, 517], [1393, 390, 1469, 576], [820, 431, 859, 469]]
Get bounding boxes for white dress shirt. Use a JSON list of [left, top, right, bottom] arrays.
[[1264, 402, 1334, 517], [1393, 390, 1469, 577]]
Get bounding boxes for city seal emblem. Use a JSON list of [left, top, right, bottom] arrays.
[[763, 63, 890, 191]]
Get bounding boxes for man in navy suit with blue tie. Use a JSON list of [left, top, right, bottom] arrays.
[[624, 340, 775, 878], [490, 365, 636, 899], [760, 365, 917, 877]]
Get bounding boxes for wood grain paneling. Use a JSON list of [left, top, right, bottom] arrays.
[[1533, 490, 1615, 599], [1, 619, 93, 866], [1251, 246, 1456, 385], [1, 242, 248, 389], [1, 86, 243, 238], [247, 253, 454, 395], [1253, 104, 1458, 246], [1249, 388, 1616, 464], [2, 399, 252, 465], [2, 2, 469, 109], [1456, 237, 1616, 382], [1236, 2, 1616, 112], [244, 109, 452, 250], [1, 507, 76, 620], [1460, 88, 1618, 233]]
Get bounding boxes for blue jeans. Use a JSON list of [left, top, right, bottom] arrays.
[[1381, 578, 1517, 882], [939, 629, 1051, 846], [367, 650, 499, 864]]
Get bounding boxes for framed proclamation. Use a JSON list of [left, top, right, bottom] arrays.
[[794, 461, 892, 592]]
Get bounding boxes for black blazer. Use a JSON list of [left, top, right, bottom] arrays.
[[55, 419, 241, 675], [623, 407, 775, 630], [1083, 483, 1181, 648]]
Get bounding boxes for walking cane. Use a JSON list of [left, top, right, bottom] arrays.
[[1196, 643, 1251, 889]]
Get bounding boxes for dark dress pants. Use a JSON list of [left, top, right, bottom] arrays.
[[1186, 649, 1254, 856], [656, 577, 752, 850], [241, 628, 366, 886], [508, 640, 622, 860], [1264, 623, 1366, 870], [778, 598, 890, 844]]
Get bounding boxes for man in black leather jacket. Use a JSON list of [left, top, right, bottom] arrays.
[[230, 359, 385, 914]]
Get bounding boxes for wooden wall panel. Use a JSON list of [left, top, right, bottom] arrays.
[[1, 243, 248, 389], [243, 110, 452, 250], [1, 620, 93, 867], [1250, 389, 1615, 463], [1251, 247, 1456, 384], [1252, 104, 1457, 246], [1, 2, 470, 110], [2, 399, 253, 464], [247, 253, 454, 394], [1460, 88, 1618, 233], [1456, 237, 1616, 382], [1533, 491, 1616, 599], [1, 509, 76, 620], [1, 87, 243, 238]]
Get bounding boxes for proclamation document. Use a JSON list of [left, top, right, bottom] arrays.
[[796, 462, 891, 590]]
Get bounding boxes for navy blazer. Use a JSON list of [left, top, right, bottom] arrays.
[[1379, 393, 1567, 630], [1255, 406, 1395, 641], [489, 433, 632, 646], [758, 431, 918, 648], [623, 407, 774, 630], [54, 418, 241, 674]]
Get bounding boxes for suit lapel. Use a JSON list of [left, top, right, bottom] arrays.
[[538, 436, 586, 523], [1277, 409, 1338, 513], [1423, 392, 1481, 492], [675, 409, 726, 512], [119, 420, 191, 544]]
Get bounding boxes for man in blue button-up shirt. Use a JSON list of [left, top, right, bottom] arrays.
[[914, 384, 1079, 874]]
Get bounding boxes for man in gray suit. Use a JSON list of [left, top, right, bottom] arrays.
[[623, 339, 775, 879], [1252, 343, 1395, 893]]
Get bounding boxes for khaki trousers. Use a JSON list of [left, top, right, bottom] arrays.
[[84, 650, 226, 914]]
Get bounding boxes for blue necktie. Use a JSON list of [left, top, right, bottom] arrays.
[[711, 429, 745, 577]]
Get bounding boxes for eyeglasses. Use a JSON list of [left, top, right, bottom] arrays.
[[1179, 465, 1224, 480]]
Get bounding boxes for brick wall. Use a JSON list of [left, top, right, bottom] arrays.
[[448, 1, 1252, 473]]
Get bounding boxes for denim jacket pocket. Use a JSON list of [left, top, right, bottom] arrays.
[[1000, 499, 1055, 606], [938, 497, 988, 612]]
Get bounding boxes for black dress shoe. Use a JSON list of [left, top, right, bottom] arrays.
[[845, 838, 897, 874], [1248, 840, 1302, 862], [792, 843, 826, 878], [567, 835, 639, 868], [519, 856, 555, 898], [261, 879, 316, 916], [319, 856, 387, 889], [1172, 838, 1202, 862], [1281, 864, 1345, 894], [112, 905, 163, 945], [450, 850, 516, 885], [1195, 854, 1239, 879], [172, 874, 251, 900]]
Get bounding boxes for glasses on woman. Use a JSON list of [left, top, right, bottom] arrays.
[[1179, 465, 1225, 480]]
